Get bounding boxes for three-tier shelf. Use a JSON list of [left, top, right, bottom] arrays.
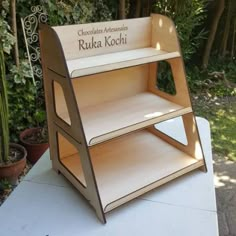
[[39, 14, 207, 223]]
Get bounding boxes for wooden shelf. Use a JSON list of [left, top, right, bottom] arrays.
[[67, 48, 180, 78], [59, 92, 192, 146], [40, 14, 207, 223], [61, 129, 204, 212]]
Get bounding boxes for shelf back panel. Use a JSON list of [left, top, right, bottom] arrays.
[[53, 17, 151, 60], [53, 65, 148, 124], [72, 65, 149, 108]]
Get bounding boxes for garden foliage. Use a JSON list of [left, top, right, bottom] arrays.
[[0, 2, 15, 162], [0, 0, 235, 149]]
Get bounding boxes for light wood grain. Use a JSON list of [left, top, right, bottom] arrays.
[[40, 14, 207, 223], [58, 132, 86, 186], [40, 24, 106, 223], [148, 113, 206, 168], [61, 129, 204, 211], [58, 92, 192, 145], [67, 48, 180, 77], [72, 65, 149, 108], [151, 14, 180, 52], [53, 17, 151, 60]]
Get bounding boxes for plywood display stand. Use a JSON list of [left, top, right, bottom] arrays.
[[39, 14, 207, 223]]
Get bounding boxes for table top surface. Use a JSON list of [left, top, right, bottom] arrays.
[[0, 117, 219, 236]]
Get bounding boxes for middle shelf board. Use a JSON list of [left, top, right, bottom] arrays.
[[67, 47, 180, 78], [60, 129, 204, 212], [58, 92, 192, 146]]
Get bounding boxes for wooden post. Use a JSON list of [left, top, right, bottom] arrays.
[[119, 0, 126, 19]]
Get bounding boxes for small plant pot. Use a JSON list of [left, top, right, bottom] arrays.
[[0, 143, 27, 185], [20, 128, 49, 164]]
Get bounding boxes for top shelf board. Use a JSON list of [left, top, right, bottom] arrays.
[[67, 48, 180, 78]]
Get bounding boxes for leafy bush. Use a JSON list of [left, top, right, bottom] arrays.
[[153, 0, 208, 94], [7, 61, 37, 142], [2, 0, 115, 144], [0, 1, 15, 54], [187, 57, 236, 97], [17, 0, 112, 26], [157, 61, 176, 95], [92, 0, 113, 22], [208, 57, 236, 83], [44, 0, 94, 25]]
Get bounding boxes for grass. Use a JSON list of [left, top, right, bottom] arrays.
[[192, 92, 236, 161], [188, 58, 236, 161], [211, 105, 236, 161]]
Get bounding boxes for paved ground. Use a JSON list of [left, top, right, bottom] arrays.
[[1, 152, 234, 235], [214, 154, 236, 236]]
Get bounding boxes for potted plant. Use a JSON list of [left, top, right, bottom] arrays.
[[20, 110, 49, 164], [0, 39, 27, 185]]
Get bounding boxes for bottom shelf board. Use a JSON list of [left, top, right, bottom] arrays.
[[60, 129, 204, 212]]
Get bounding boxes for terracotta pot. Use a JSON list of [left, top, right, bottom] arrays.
[[20, 128, 49, 164], [0, 143, 27, 185]]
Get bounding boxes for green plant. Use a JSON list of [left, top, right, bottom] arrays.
[[157, 61, 176, 95], [193, 95, 236, 161], [17, 0, 113, 26], [14, 0, 111, 143], [34, 109, 48, 143], [7, 61, 37, 142], [93, 0, 112, 22], [0, 41, 9, 163], [0, 1, 15, 54], [187, 57, 236, 96], [0, 179, 12, 192], [43, 0, 95, 25], [0, 7, 15, 163]]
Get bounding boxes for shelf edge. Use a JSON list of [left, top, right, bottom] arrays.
[[103, 159, 204, 213], [69, 51, 180, 78], [89, 107, 192, 146]]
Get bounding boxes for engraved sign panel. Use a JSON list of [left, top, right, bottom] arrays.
[[53, 17, 152, 60]]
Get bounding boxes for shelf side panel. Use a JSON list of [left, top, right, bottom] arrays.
[[148, 59, 192, 108], [39, 24, 69, 77], [54, 81, 71, 125], [57, 132, 86, 187], [148, 113, 205, 162], [151, 14, 180, 53], [54, 126, 106, 223], [40, 25, 107, 223]]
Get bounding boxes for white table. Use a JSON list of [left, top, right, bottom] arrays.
[[0, 117, 219, 236]]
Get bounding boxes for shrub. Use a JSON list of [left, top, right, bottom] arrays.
[[7, 61, 37, 142]]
